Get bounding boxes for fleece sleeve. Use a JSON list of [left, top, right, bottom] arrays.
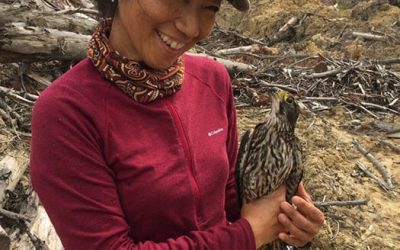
[[222, 70, 241, 222], [29, 84, 256, 250]]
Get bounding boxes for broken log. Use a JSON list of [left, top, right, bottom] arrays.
[[0, 22, 91, 63], [29, 205, 63, 250], [0, 3, 97, 35]]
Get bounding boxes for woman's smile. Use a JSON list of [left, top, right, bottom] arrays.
[[157, 31, 185, 51]]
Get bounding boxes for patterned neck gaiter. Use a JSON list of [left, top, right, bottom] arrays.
[[87, 18, 185, 103]]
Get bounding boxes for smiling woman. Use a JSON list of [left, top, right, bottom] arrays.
[[29, 0, 324, 249], [109, 0, 219, 69]]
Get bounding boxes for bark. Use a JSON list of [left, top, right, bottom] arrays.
[[0, 153, 29, 250], [0, 22, 91, 63], [0, 153, 28, 206], [0, 3, 97, 34], [29, 205, 63, 249], [0, 3, 95, 63]]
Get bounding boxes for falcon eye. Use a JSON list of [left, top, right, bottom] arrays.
[[286, 96, 294, 104]]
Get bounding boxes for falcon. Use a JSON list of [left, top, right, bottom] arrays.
[[235, 87, 303, 250]]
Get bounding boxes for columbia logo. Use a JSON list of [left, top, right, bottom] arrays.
[[208, 128, 224, 137]]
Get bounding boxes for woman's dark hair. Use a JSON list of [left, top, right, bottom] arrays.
[[96, 0, 118, 18]]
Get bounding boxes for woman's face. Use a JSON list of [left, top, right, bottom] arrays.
[[110, 0, 221, 69]]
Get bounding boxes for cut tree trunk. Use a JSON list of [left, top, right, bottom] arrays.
[[0, 3, 95, 63], [0, 3, 97, 34]]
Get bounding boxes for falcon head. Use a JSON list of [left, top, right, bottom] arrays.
[[268, 87, 300, 128]]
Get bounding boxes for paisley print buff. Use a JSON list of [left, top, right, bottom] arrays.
[[87, 18, 184, 103]]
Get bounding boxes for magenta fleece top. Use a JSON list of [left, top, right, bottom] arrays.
[[30, 54, 256, 249]]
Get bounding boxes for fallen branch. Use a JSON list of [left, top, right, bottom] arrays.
[[258, 80, 299, 94], [361, 102, 400, 115], [303, 97, 338, 101], [0, 207, 31, 222], [355, 104, 380, 119], [314, 199, 368, 207], [356, 161, 390, 191], [25, 73, 52, 87], [375, 58, 400, 65], [378, 139, 400, 154], [56, 8, 100, 16], [352, 139, 393, 190], [186, 53, 257, 73], [387, 131, 400, 139], [271, 16, 299, 44], [373, 120, 400, 133], [214, 26, 267, 45], [352, 31, 387, 42], [307, 68, 342, 78], [216, 44, 278, 56], [389, 98, 399, 106], [0, 87, 35, 106]]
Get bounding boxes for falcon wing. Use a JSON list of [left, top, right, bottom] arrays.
[[285, 137, 304, 202], [235, 128, 253, 208]]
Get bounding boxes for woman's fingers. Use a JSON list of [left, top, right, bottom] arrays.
[[277, 184, 325, 247], [292, 196, 325, 226], [278, 212, 312, 241], [279, 201, 313, 233], [296, 182, 312, 203]]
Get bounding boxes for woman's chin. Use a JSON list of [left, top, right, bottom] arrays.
[[145, 58, 181, 70]]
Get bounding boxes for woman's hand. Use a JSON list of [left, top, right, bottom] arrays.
[[278, 183, 325, 247], [240, 185, 286, 248]]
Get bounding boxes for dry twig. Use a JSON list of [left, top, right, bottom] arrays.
[[378, 139, 400, 154], [356, 161, 390, 191], [314, 199, 368, 207], [352, 140, 393, 190], [0, 207, 31, 222]]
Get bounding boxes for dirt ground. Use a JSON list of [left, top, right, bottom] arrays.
[[217, 0, 400, 60], [219, 0, 400, 249]]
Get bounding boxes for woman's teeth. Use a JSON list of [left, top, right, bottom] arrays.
[[158, 31, 185, 50]]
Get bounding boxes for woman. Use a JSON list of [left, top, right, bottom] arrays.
[[30, 0, 324, 249]]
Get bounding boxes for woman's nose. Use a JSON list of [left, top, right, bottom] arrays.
[[175, 12, 201, 39]]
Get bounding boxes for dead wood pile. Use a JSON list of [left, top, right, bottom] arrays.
[[0, 0, 399, 249]]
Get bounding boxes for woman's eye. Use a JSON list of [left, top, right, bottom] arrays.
[[206, 6, 220, 12], [286, 96, 294, 103]]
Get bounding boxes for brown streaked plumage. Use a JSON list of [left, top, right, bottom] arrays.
[[235, 87, 303, 250]]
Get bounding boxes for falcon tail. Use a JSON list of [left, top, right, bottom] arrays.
[[263, 239, 311, 250], [263, 240, 298, 250]]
